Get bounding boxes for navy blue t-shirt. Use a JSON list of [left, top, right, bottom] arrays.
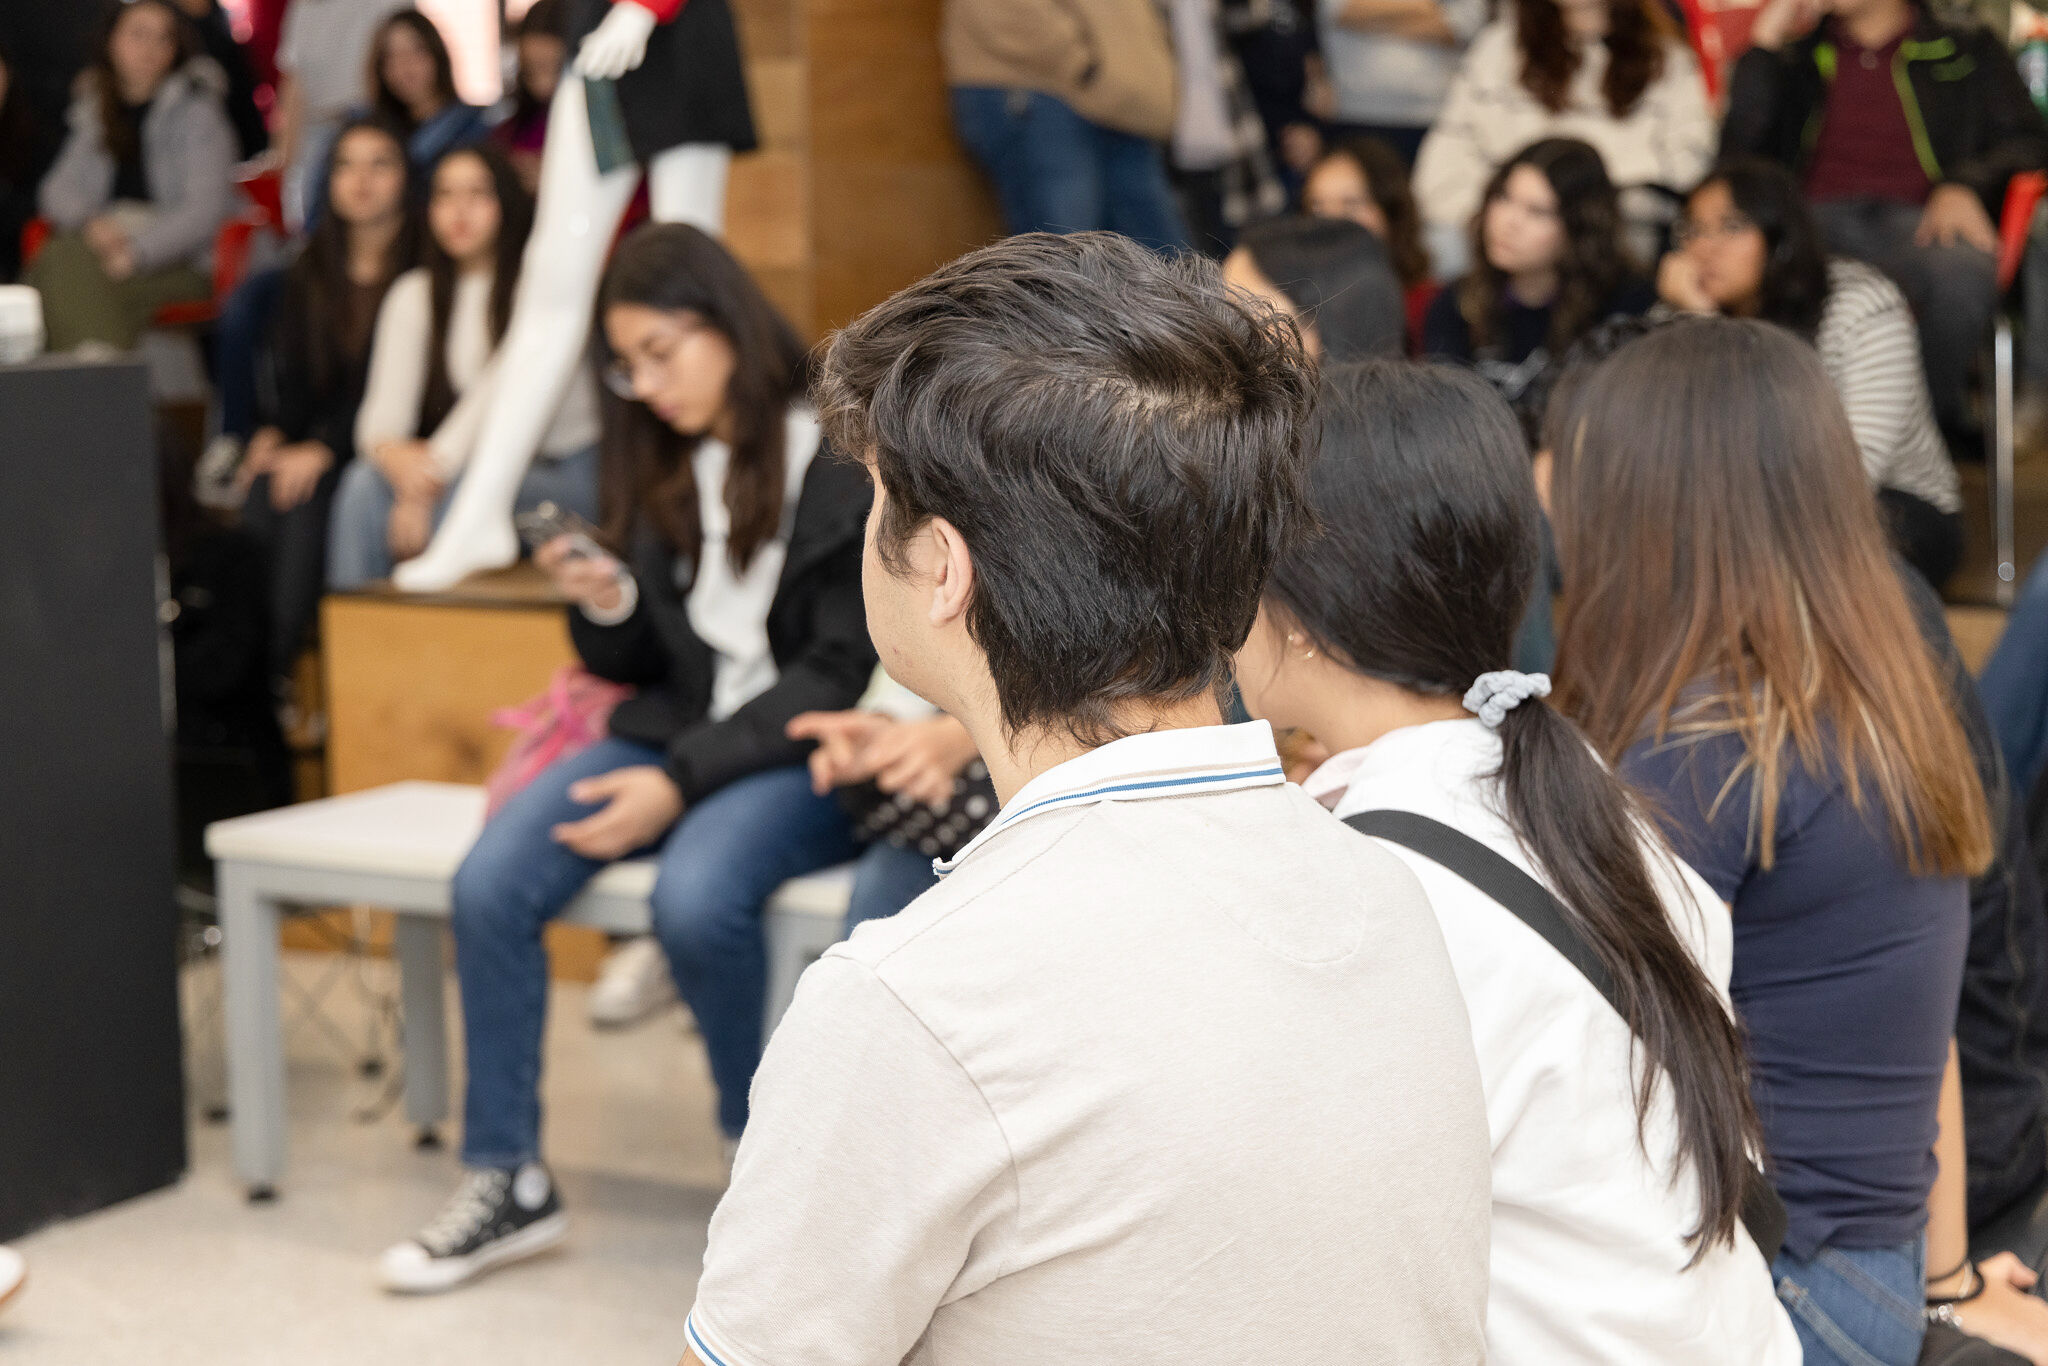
[[1622, 730, 1968, 1259]]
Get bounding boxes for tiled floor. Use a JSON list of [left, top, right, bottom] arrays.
[[4, 952, 724, 1365]]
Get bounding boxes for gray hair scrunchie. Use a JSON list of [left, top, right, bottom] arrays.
[[1463, 671, 1552, 729]]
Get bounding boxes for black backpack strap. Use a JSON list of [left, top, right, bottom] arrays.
[[1344, 807, 1789, 1265]]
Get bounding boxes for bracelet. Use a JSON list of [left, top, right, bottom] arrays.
[[1926, 1254, 1971, 1287], [1927, 1261, 1986, 1308]]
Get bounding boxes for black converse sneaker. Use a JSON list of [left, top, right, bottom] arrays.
[[378, 1162, 567, 1293]]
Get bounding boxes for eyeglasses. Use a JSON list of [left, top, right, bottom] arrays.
[[1672, 213, 1757, 248], [601, 314, 708, 400]]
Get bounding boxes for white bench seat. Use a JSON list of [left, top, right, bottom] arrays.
[[205, 780, 854, 1199]]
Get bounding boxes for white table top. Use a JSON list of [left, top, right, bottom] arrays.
[[204, 781, 856, 912]]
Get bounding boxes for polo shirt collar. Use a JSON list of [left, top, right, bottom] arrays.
[[935, 720, 1286, 876]]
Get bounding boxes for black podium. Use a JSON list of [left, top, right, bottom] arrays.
[[0, 357, 185, 1238]]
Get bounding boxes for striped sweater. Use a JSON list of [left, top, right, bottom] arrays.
[[1815, 258, 1962, 514]]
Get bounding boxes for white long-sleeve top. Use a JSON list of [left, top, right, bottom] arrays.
[[1413, 20, 1715, 231], [354, 266, 601, 475], [1816, 259, 1962, 514]]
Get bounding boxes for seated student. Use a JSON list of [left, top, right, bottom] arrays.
[[363, 11, 488, 196], [1659, 159, 1963, 588], [680, 230, 1493, 1365], [378, 223, 876, 1294], [786, 694, 986, 933], [329, 143, 597, 589], [28, 0, 235, 352], [1423, 138, 1653, 408], [1722, 0, 2048, 439], [238, 117, 415, 692], [1549, 317, 2048, 1365], [301, 10, 487, 225], [1221, 215, 1405, 360], [1237, 357, 1798, 1363], [1413, 0, 1713, 266], [1301, 136, 1438, 345], [493, 0, 565, 196]]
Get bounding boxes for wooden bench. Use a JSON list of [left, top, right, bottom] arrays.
[[206, 781, 853, 1200]]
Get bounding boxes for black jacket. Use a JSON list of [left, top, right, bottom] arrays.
[[561, 0, 757, 160], [572, 449, 875, 802], [1720, 10, 2048, 213]]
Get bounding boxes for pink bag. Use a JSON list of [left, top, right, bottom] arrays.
[[484, 666, 634, 819]]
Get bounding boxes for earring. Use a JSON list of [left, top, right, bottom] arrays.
[[1286, 632, 1316, 660]]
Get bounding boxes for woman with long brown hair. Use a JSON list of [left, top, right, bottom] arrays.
[[1412, 0, 1711, 263], [1422, 138, 1652, 410], [1548, 317, 2044, 1365], [378, 222, 874, 1294]]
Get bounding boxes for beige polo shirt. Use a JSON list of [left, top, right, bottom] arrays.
[[685, 721, 1493, 1365]]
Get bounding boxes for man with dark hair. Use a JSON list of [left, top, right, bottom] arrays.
[[678, 231, 1492, 1365]]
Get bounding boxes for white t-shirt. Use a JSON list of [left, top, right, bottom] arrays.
[[687, 720, 1493, 1366], [354, 267, 600, 473], [681, 410, 821, 721], [1307, 718, 1801, 1365]]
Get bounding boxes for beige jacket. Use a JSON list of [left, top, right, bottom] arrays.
[[943, 0, 1177, 142]]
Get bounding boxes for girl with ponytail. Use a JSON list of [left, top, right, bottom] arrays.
[[1233, 358, 1797, 1364]]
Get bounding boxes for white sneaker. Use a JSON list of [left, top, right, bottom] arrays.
[[587, 936, 676, 1028], [0, 1245, 23, 1315], [379, 1163, 567, 1294]]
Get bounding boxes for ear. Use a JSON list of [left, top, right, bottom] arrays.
[[926, 517, 975, 628], [1531, 450, 1554, 518]]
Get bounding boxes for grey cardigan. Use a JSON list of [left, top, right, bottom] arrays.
[[39, 58, 237, 274]]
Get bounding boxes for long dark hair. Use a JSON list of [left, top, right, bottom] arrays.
[[289, 117, 419, 393], [419, 142, 532, 436], [1236, 216, 1403, 361], [1552, 318, 1992, 878], [91, 0, 197, 166], [1263, 358, 1764, 1260], [1306, 137, 1431, 289], [595, 224, 810, 573], [1515, 0, 1675, 116], [1462, 138, 1632, 353], [1687, 158, 1830, 340], [368, 10, 458, 133]]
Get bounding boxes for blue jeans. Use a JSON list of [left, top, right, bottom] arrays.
[[949, 87, 1188, 250], [451, 738, 861, 1157], [326, 444, 600, 590], [1981, 550, 2048, 796], [1773, 1241, 1925, 1366], [843, 839, 940, 936]]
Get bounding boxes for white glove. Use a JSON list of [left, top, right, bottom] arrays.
[[575, 1, 657, 80]]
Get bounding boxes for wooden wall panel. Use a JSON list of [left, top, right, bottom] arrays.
[[803, 0, 1000, 334]]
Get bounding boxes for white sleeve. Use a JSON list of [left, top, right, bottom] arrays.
[[1412, 35, 1496, 228], [354, 271, 432, 467], [1829, 287, 1928, 491], [1650, 45, 1716, 192], [426, 352, 498, 478], [685, 955, 1016, 1366]]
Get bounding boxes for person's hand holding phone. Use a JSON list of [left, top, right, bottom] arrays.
[[786, 710, 896, 794], [534, 534, 626, 612]]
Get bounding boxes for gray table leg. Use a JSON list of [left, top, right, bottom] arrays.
[[394, 914, 450, 1142], [217, 861, 286, 1199]]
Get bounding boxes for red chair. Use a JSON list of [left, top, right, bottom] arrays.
[[1673, 0, 1765, 103], [1991, 170, 2048, 604]]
